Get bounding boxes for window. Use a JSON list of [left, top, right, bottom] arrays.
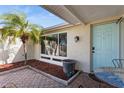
[[59, 33, 67, 57], [41, 33, 67, 57]]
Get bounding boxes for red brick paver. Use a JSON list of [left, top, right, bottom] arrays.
[[0, 60, 113, 88], [0, 59, 73, 80]]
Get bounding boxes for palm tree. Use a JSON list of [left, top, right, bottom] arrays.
[[0, 12, 43, 65]]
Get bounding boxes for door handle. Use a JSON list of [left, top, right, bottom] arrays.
[[92, 51, 95, 53], [92, 47, 95, 50]]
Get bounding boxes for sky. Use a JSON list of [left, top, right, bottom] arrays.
[[0, 5, 66, 28]]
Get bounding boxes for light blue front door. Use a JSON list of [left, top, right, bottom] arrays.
[[92, 22, 119, 71]]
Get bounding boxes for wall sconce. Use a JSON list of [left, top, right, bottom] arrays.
[[74, 36, 79, 42]]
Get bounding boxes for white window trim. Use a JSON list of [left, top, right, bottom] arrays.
[[41, 32, 67, 59]]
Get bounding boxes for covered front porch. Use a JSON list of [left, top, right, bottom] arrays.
[[0, 5, 124, 88]]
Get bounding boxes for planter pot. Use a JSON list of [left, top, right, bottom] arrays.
[[63, 59, 76, 78]]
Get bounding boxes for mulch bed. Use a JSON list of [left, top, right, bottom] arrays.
[[0, 62, 24, 72], [0, 59, 77, 80], [0, 60, 114, 87]]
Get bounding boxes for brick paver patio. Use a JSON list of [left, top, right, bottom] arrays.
[[0, 60, 113, 88], [0, 68, 65, 88]]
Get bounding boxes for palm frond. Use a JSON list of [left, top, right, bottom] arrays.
[[0, 13, 26, 28], [0, 12, 43, 45]]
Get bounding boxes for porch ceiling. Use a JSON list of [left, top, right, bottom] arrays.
[[42, 5, 124, 25], [42, 5, 81, 25]]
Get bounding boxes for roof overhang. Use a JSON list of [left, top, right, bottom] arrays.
[[42, 5, 124, 26], [42, 5, 82, 25]]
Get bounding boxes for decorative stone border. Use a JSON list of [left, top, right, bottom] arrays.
[[28, 66, 81, 86], [0, 65, 81, 86]]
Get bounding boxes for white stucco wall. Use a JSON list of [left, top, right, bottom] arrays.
[[13, 42, 34, 63], [0, 38, 34, 64], [66, 25, 91, 72], [1, 15, 119, 73], [37, 24, 91, 73], [34, 44, 41, 60], [37, 16, 122, 73]]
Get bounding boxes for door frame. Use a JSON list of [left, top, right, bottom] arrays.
[[90, 19, 121, 72]]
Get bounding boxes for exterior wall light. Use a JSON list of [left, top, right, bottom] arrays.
[[74, 36, 79, 42]]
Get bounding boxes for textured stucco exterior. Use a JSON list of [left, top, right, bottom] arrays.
[[0, 39, 34, 64], [38, 15, 123, 73], [1, 15, 123, 73], [41, 24, 91, 72]]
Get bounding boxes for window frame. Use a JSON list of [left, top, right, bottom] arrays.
[[41, 32, 67, 58]]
